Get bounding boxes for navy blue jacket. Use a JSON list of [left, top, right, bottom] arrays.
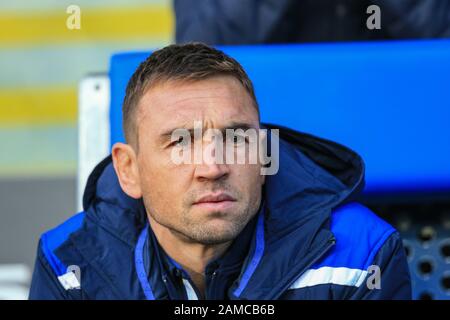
[[29, 125, 411, 299]]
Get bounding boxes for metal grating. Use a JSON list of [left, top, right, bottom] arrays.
[[368, 201, 450, 300]]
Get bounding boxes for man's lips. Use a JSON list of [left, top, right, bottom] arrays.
[[192, 192, 236, 210]]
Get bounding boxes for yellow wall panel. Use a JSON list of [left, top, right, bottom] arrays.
[[0, 5, 173, 47], [0, 87, 76, 125]]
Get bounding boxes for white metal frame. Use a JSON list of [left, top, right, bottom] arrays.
[[77, 74, 111, 211]]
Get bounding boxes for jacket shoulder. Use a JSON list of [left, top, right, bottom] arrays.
[[318, 202, 397, 271], [288, 202, 399, 291], [40, 212, 85, 276]]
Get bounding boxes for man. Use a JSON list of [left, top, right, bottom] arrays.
[[29, 43, 411, 300]]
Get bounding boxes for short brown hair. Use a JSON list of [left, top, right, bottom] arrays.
[[122, 42, 259, 145]]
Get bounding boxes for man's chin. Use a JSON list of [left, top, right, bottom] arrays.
[[184, 218, 244, 245]]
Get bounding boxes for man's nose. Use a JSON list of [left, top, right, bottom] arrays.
[[194, 140, 230, 181]]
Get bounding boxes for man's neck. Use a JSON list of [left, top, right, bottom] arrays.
[[148, 216, 232, 298]]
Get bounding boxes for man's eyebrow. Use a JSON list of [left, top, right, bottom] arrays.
[[158, 121, 258, 142], [221, 121, 258, 132]]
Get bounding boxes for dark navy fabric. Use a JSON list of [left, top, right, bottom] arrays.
[[174, 0, 450, 44], [29, 125, 411, 300]]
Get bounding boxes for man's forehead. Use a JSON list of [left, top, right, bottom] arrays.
[[141, 76, 252, 108], [137, 77, 258, 131]]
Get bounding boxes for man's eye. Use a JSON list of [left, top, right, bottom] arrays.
[[171, 136, 189, 147]]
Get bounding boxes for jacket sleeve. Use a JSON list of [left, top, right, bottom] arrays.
[[28, 241, 71, 300], [349, 231, 412, 300]]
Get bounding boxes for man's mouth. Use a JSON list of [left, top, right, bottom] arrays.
[[192, 192, 237, 211]]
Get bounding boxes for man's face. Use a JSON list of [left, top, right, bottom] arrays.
[[134, 76, 264, 245]]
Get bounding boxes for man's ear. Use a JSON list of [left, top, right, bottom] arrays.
[[111, 142, 142, 199]]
